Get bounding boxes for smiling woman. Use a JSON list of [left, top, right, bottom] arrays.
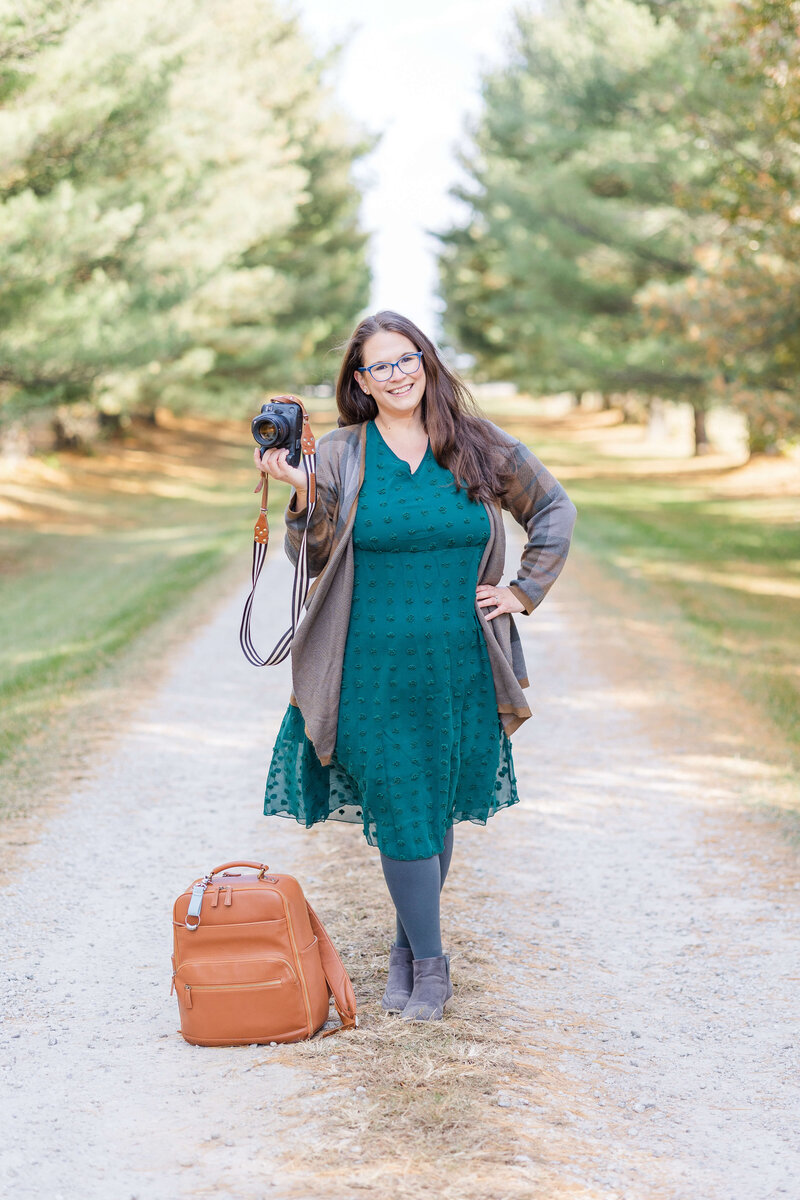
[[253, 309, 578, 1024], [355, 335, 430, 469]]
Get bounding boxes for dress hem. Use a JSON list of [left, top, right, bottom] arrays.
[[263, 793, 522, 861]]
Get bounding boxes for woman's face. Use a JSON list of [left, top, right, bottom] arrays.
[[354, 331, 426, 424]]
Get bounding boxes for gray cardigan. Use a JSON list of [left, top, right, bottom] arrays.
[[283, 418, 577, 766]]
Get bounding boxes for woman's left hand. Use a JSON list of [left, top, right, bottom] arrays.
[[475, 584, 527, 621]]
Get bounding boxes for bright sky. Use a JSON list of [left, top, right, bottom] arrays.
[[293, 0, 518, 341]]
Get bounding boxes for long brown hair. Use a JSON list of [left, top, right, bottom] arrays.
[[335, 311, 512, 503]]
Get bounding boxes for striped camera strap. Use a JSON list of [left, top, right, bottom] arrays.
[[239, 400, 317, 667]]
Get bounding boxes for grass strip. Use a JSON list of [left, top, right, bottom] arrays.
[[0, 415, 299, 800], [501, 406, 800, 768]]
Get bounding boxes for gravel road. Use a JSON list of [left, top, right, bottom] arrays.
[[1, 524, 798, 1199], [0, 556, 314, 1200], [463, 547, 800, 1198]]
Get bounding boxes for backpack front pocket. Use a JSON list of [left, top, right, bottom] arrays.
[[174, 956, 307, 1044]]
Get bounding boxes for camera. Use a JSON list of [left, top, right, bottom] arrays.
[[251, 399, 303, 468]]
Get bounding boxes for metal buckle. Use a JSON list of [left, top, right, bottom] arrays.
[[184, 873, 212, 930]]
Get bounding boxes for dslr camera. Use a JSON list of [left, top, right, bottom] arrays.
[[251, 398, 303, 468]]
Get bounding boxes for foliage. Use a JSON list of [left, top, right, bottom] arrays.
[[437, 0, 711, 402], [438, 0, 800, 453], [639, 0, 800, 451], [0, 0, 370, 428]]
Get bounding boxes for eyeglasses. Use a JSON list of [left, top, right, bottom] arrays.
[[358, 352, 424, 383]]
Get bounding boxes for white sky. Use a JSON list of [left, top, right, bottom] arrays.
[[292, 0, 518, 340]]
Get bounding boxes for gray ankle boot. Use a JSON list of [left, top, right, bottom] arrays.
[[400, 954, 452, 1021], [381, 944, 414, 1013]]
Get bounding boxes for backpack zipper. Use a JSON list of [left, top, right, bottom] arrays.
[[182, 978, 283, 1010]]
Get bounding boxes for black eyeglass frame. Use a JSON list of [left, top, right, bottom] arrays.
[[357, 351, 424, 382]]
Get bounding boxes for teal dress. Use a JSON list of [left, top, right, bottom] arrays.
[[264, 419, 519, 860]]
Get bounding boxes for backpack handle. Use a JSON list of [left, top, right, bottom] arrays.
[[184, 862, 274, 928], [207, 861, 271, 877]]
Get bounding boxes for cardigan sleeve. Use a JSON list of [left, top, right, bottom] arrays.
[[283, 474, 339, 577], [497, 437, 577, 614]]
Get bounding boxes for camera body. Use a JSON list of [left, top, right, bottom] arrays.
[[251, 399, 303, 469]]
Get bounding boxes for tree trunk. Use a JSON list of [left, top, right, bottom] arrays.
[[747, 414, 780, 457], [693, 403, 710, 455], [98, 410, 130, 438], [620, 392, 647, 424], [52, 402, 102, 450]]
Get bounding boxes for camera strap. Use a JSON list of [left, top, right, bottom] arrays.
[[239, 397, 318, 667]]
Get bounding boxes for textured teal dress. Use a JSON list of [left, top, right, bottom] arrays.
[[264, 419, 519, 860]]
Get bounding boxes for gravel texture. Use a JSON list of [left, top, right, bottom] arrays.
[[457, 545, 800, 1198], [0, 555, 312, 1200], [1, 523, 799, 1199]]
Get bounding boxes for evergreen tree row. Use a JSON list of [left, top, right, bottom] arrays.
[[0, 0, 371, 437], [437, 0, 800, 455]]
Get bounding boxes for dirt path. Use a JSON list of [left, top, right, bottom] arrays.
[[1, 526, 798, 1200], [470, 545, 800, 1197], [0, 556, 316, 1200]]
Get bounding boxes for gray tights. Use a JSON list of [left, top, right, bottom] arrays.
[[379, 825, 454, 960]]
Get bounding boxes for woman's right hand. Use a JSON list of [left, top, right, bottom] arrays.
[[253, 445, 307, 495]]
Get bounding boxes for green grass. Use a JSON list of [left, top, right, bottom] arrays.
[[508, 410, 800, 765], [0, 416, 298, 786]]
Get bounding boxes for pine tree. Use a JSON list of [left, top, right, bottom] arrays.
[[640, 0, 800, 452], [437, 0, 717, 445], [0, 0, 370, 433]]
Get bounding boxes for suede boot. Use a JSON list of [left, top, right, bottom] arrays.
[[400, 953, 452, 1022], [381, 944, 414, 1013]]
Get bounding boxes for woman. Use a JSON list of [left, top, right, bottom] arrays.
[[253, 311, 577, 1023]]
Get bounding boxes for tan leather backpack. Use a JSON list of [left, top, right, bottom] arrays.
[[171, 861, 357, 1045]]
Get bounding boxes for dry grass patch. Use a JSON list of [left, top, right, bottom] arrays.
[[254, 826, 618, 1200], [500, 404, 800, 769]]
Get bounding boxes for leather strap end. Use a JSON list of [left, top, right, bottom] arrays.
[[336, 1007, 358, 1031], [253, 477, 269, 543], [253, 513, 269, 545], [320, 1013, 357, 1037], [300, 412, 316, 454]]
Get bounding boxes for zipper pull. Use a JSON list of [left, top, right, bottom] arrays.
[[224, 886, 232, 907], [211, 886, 221, 907], [184, 984, 193, 1010]]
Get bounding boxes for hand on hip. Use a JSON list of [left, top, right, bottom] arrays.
[[475, 584, 526, 620]]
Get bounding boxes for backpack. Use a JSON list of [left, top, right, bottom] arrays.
[[171, 860, 357, 1045]]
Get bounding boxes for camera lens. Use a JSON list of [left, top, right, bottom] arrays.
[[254, 415, 288, 448]]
